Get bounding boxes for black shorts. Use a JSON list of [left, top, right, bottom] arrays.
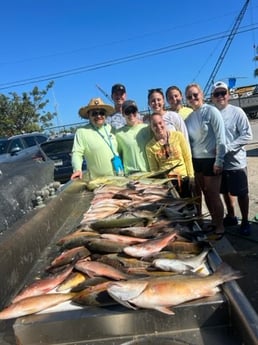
[[220, 168, 248, 196], [192, 158, 216, 176]]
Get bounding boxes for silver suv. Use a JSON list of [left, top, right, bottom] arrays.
[[0, 132, 48, 163]]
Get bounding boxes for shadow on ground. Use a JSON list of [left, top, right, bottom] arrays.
[[247, 147, 258, 157]]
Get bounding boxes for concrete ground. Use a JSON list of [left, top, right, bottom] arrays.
[[214, 140, 258, 314]]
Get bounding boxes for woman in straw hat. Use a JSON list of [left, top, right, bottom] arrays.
[[71, 97, 120, 180]]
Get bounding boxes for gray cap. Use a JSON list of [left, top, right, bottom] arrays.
[[122, 100, 138, 113]]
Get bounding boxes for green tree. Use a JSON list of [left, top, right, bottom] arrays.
[[0, 81, 57, 137]]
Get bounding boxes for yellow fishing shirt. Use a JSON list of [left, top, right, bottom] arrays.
[[145, 130, 194, 178]]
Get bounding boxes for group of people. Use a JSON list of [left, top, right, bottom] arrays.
[[71, 81, 253, 238]]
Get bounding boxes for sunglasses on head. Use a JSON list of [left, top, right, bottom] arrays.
[[124, 107, 137, 116], [186, 93, 199, 100], [148, 88, 163, 95], [90, 109, 106, 117], [213, 90, 227, 98]]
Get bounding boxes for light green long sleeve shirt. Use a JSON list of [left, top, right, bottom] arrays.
[[72, 124, 118, 180], [116, 124, 152, 175]]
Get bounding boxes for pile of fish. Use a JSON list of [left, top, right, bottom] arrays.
[[0, 178, 242, 320]]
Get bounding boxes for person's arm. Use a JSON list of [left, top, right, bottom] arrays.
[[175, 114, 190, 144], [145, 142, 159, 171], [179, 133, 194, 177], [227, 109, 253, 152], [71, 129, 86, 179], [210, 107, 226, 169], [71, 170, 83, 180]]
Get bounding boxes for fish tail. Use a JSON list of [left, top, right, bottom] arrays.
[[214, 262, 243, 283]]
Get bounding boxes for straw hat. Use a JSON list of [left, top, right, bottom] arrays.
[[79, 98, 114, 119]]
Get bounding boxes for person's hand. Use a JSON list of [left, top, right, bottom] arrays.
[[188, 177, 195, 194], [71, 170, 82, 180], [213, 165, 223, 175]]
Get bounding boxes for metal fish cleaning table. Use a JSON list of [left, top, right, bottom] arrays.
[[0, 180, 258, 345]]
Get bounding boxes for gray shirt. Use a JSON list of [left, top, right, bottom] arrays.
[[185, 104, 226, 167], [106, 112, 126, 130], [220, 104, 253, 170]]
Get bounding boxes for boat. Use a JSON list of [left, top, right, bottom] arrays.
[[228, 84, 258, 119]]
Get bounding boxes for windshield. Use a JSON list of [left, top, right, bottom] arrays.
[[0, 139, 8, 154]]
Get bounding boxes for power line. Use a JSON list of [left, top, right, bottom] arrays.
[[0, 24, 257, 91]]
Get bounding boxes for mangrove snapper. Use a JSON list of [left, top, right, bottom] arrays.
[[75, 259, 127, 280], [12, 266, 73, 303], [123, 232, 177, 258], [0, 293, 76, 320]]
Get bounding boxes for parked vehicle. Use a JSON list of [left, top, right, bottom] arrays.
[[40, 134, 86, 183], [0, 133, 48, 163]]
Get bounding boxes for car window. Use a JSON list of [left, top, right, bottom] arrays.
[[42, 139, 73, 154], [23, 136, 37, 147], [0, 140, 8, 154], [9, 138, 24, 151], [35, 135, 48, 144]]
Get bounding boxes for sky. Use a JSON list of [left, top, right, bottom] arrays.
[[1, 0, 258, 129]]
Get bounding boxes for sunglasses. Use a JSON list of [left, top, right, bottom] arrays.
[[213, 90, 227, 98], [186, 93, 199, 100], [124, 107, 137, 116], [90, 109, 106, 117]]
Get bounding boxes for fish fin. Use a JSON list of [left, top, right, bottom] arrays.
[[107, 291, 138, 310], [182, 264, 195, 272], [192, 264, 207, 275], [155, 306, 175, 315], [84, 269, 95, 278], [107, 281, 148, 301]]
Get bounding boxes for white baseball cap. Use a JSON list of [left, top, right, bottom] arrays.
[[212, 81, 228, 93]]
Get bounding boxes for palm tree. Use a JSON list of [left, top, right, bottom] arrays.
[[254, 54, 258, 77]]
